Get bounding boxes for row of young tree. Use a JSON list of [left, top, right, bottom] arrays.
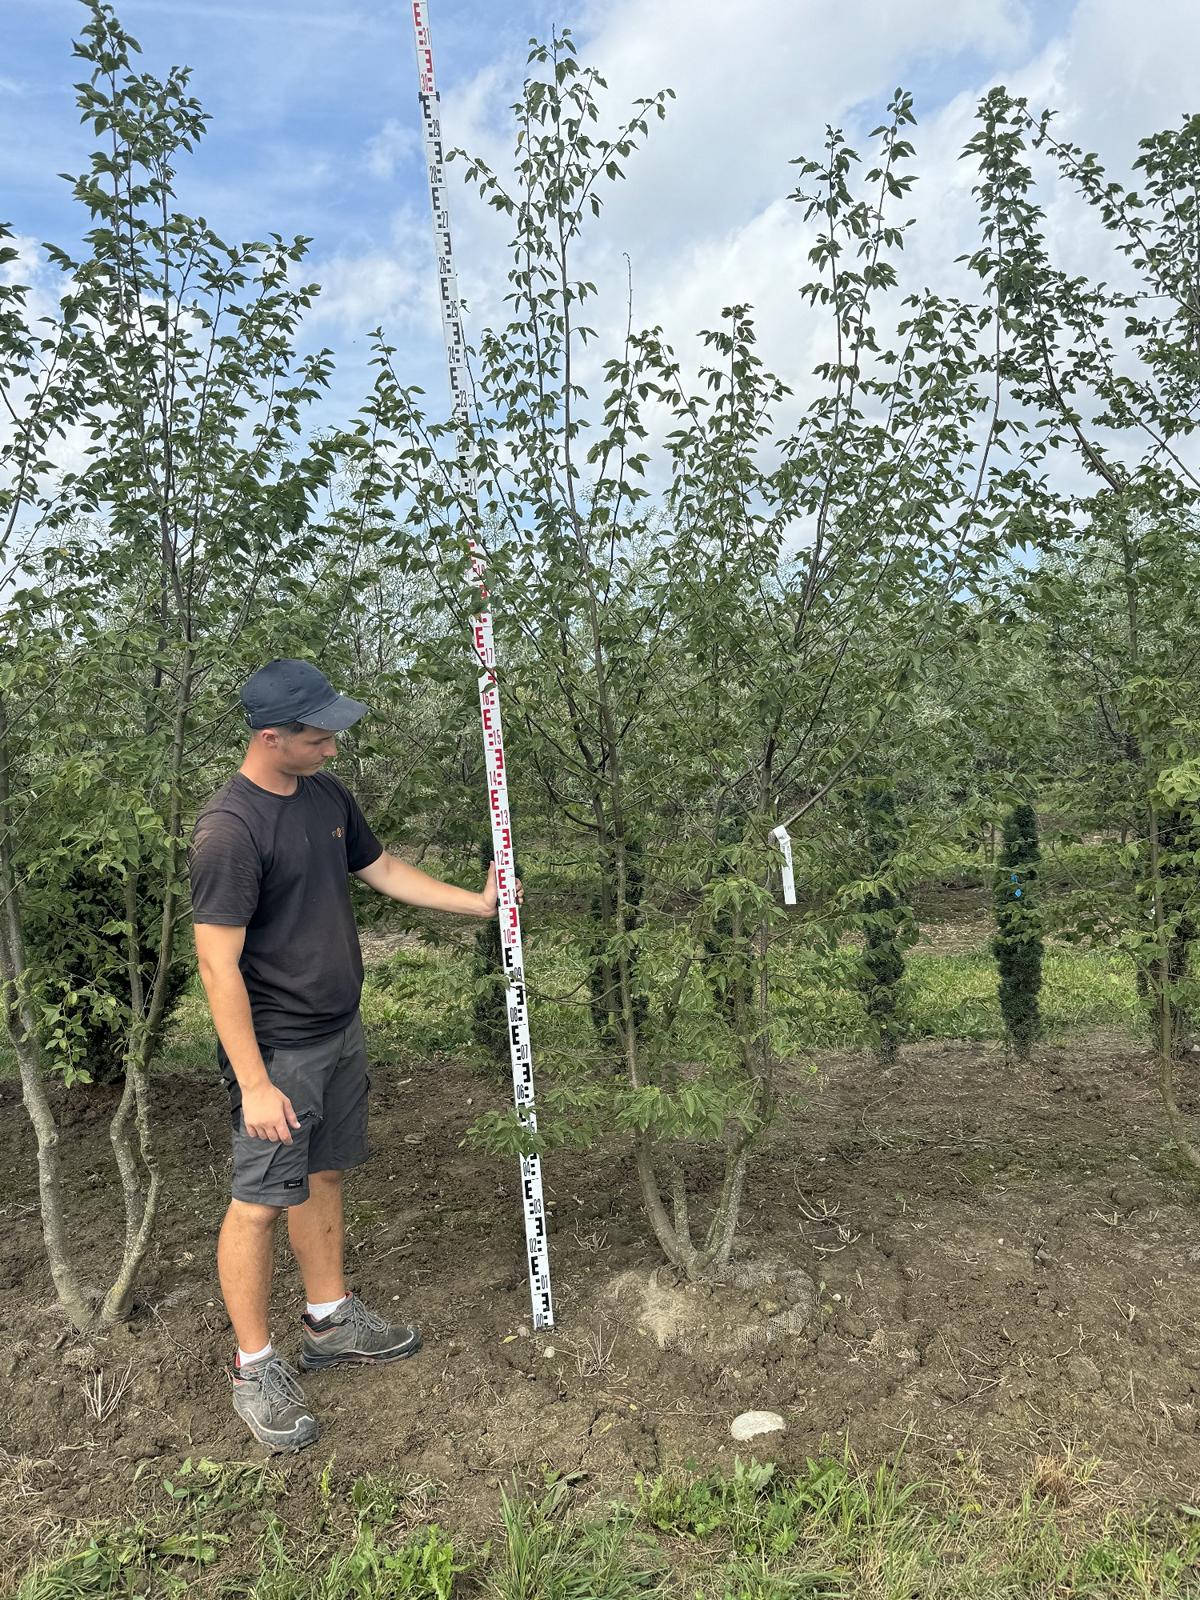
[[1, 4, 1197, 1327]]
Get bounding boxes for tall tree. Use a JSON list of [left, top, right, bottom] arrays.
[[0, 3, 347, 1326], [363, 45, 1028, 1276], [969, 93, 1200, 1161]]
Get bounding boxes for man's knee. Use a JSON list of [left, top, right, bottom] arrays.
[[225, 1197, 283, 1230], [307, 1168, 344, 1188]]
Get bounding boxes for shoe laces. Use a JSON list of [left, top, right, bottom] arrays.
[[255, 1356, 308, 1411], [343, 1294, 390, 1336]]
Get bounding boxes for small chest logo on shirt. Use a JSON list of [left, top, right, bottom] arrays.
[[332, 826, 344, 839]]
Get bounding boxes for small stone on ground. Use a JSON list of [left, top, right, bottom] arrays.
[[730, 1410, 785, 1442]]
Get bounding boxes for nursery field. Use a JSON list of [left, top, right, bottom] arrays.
[[5, 8, 1200, 1593], [6, 889, 1200, 1597]]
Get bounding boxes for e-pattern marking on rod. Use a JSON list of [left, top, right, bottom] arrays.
[[410, 0, 554, 1330]]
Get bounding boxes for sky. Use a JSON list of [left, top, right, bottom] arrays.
[[1, 0, 1197, 434]]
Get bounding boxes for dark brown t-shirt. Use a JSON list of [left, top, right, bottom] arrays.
[[188, 771, 383, 1046]]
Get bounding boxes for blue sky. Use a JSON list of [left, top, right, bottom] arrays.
[[2, 1, 1063, 237], [1, 0, 1192, 427], [1, 2, 545, 246]]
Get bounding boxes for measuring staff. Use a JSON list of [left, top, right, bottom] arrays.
[[411, 0, 554, 1331]]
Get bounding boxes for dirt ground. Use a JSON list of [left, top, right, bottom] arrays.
[[3, 1026, 1200, 1576]]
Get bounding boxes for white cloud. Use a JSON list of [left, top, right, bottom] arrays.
[[571, 0, 1029, 238], [0, 232, 42, 286], [364, 118, 420, 181], [370, 0, 1196, 514], [116, 0, 375, 27], [0, 235, 70, 345], [422, 0, 1039, 380], [305, 207, 433, 335], [0, 237, 94, 545], [84, 0, 1184, 470]]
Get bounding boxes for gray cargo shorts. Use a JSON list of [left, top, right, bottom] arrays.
[[219, 1012, 370, 1207]]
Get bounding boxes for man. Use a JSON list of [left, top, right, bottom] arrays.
[[189, 658, 517, 1451]]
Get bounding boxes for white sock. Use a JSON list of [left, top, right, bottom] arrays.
[[238, 1341, 272, 1366], [307, 1295, 349, 1322]]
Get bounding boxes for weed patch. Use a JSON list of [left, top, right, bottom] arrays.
[[15, 1457, 1200, 1600]]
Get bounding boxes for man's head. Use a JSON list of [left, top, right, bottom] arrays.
[[239, 660, 368, 778], [253, 720, 341, 776]]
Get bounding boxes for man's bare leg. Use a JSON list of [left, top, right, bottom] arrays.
[[287, 1169, 346, 1306], [221, 1196, 319, 1451], [217, 1199, 281, 1353], [291, 1170, 421, 1368]]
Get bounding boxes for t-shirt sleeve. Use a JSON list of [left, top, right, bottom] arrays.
[[188, 811, 262, 926], [345, 788, 384, 874]]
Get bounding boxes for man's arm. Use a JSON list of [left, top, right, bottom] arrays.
[[354, 853, 520, 916], [193, 923, 301, 1145]]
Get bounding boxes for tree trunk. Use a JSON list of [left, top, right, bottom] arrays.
[[704, 1140, 753, 1272], [107, 872, 147, 1268], [1147, 795, 1200, 1174], [100, 653, 192, 1323], [100, 1052, 162, 1324], [0, 693, 96, 1329]]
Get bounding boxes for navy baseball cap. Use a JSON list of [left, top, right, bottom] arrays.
[[240, 659, 369, 732]]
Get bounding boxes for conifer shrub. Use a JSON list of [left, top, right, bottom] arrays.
[[993, 801, 1043, 1057], [857, 778, 913, 1065], [1135, 808, 1198, 1056]]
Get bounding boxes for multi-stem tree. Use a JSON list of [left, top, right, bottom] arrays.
[[0, 3, 349, 1326], [366, 40, 1030, 1277], [968, 94, 1200, 1163]]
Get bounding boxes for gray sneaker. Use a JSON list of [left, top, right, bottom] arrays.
[[299, 1293, 422, 1370], [230, 1353, 320, 1452]]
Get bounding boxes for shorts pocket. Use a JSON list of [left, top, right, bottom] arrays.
[[232, 1109, 314, 1203]]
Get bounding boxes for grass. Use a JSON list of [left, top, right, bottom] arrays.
[[0, 844, 1151, 1083], [773, 945, 1141, 1051], [344, 937, 1143, 1066], [13, 1454, 1200, 1599]]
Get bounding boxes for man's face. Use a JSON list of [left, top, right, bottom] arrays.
[[273, 726, 338, 775]]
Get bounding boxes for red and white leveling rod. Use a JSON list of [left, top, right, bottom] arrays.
[[411, 2, 554, 1331]]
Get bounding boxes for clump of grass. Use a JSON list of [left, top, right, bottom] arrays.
[[248, 1519, 464, 1600], [155, 976, 214, 1072], [636, 1454, 930, 1594], [1026, 1444, 1104, 1511], [360, 946, 474, 1059], [487, 1476, 665, 1600], [79, 1360, 133, 1424], [633, 1453, 1200, 1599]]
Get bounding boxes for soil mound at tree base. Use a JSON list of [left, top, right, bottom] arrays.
[[605, 1260, 816, 1359]]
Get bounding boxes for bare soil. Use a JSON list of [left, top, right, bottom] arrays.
[[3, 1027, 1200, 1577]]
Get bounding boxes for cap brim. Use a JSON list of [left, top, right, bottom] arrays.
[[303, 694, 369, 732]]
